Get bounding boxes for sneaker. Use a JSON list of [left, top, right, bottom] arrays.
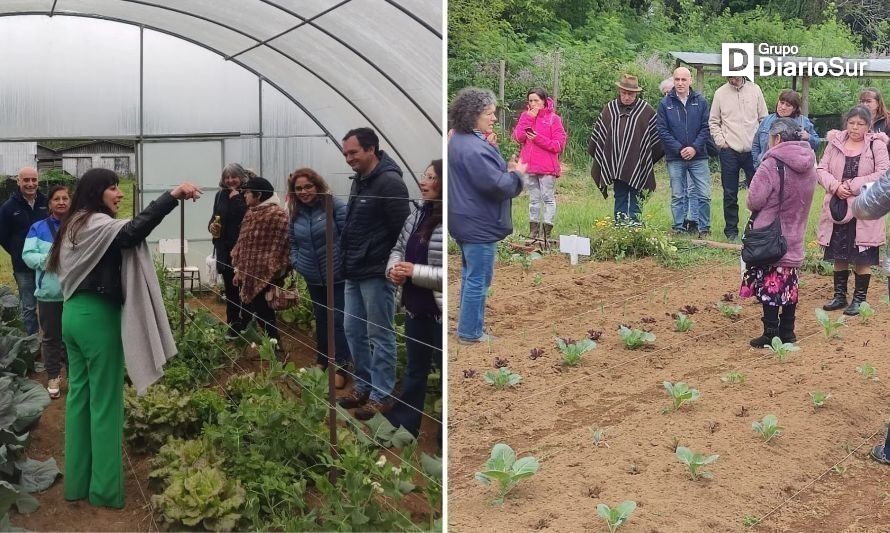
[[698, 230, 711, 239], [354, 399, 394, 421], [870, 444, 890, 465], [457, 333, 497, 345], [337, 389, 369, 409], [47, 377, 61, 399]]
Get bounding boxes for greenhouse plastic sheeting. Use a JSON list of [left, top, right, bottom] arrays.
[[0, 1, 442, 180]]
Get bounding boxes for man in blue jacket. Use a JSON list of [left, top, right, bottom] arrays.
[[0, 167, 48, 335], [336, 128, 410, 421], [656, 67, 713, 237]]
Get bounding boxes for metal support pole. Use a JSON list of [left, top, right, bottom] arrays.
[[324, 193, 339, 481], [179, 199, 185, 336]]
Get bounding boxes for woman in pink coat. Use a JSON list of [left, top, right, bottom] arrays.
[[817, 105, 890, 315], [513, 88, 566, 243]]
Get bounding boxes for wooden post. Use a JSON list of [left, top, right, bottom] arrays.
[[552, 49, 561, 109], [324, 193, 339, 482], [499, 60, 506, 129], [801, 76, 810, 117], [179, 199, 185, 337], [696, 66, 705, 95]]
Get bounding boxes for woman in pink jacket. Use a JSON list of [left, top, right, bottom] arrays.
[[817, 105, 890, 316], [513, 88, 566, 244]]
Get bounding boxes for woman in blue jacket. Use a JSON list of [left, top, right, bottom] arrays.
[[287, 168, 352, 388], [21, 185, 70, 399], [448, 87, 525, 344], [752, 89, 820, 168]]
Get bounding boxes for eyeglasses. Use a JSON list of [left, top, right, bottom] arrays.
[[293, 184, 316, 192], [421, 174, 438, 181]]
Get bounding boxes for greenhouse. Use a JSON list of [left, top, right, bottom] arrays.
[[0, 0, 443, 266]]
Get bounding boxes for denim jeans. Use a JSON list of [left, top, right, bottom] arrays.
[[13, 271, 38, 335], [667, 159, 711, 232], [527, 174, 556, 225], [613, 180, 643, 222], [719, 148, 755, 238], [344, 277, 397, 402], [385, 315, 441, 437], [306, 282, 352, 369], [456, 242, 497, 340]]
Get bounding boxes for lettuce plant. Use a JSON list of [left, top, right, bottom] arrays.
[[718, 302, 742, 319], [663, 381, 700, 412], [752, 414, 782, 442], [675, 446, 718, 480], [809, 391, 830, 408], [151, 466, 246, 531], [673, 313, 694, 332], [815, 309, 845, 339], [766, 336, 799, 362], [596, 500, 636, 533], [857, 302, 875, 324], [483, 368, 522, 389], [474, 443, 539, 504], [720, 370, 746, 384], [856, 362, 877, 380], [618, 326, 655, 350], [555, 337, 596, 366]]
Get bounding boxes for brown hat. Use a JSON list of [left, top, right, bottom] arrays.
[[615, 74, 643, 93]]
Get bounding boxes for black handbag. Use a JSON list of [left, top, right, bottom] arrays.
[[741, 162, 788, 266]]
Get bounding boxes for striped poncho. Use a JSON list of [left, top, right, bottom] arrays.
[[588, 98, 664, 198]]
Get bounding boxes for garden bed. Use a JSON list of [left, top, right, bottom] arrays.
[[448, 254, 890, 532], [13, 292, 440, 531]]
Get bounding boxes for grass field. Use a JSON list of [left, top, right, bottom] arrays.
[[0, 179, 135, 289], [511, 162, 832, 251]]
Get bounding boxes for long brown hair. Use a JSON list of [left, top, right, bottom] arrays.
[[419, 159, 442, 243], [860, 88, 889, 125], [47, 169, 119, 273], [287, 167, 331, 219]]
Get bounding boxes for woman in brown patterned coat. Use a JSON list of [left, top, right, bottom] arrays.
[[231, 176, 290, 348]]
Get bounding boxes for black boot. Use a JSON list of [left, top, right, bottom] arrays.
[[823, 270, 850, 311], [542, 223, 553, 243], [843, 272, 871, 316], [778, 303, 797, 343], [750, 305, 780, 348]]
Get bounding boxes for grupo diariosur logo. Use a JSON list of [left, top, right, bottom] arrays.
[[721, 43, 868, 80]]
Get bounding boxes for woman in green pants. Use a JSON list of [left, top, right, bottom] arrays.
[[47, 169, 201, 508]]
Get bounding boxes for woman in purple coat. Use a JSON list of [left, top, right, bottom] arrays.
[[739, 118, 816, 347]]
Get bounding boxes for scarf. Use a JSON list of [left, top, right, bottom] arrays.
[[58, 212, 176, 394]]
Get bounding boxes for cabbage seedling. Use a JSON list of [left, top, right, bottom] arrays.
[[856, 362, 877, 380], [596, 500, 636, 533], [752, 414, 782, 442], [474, 443, 539, 504], [815, 308, 845, 339], [555, 337, 596, 366], [483, 368, 521, 389], [720, 370, 746, 384], [590, 427, 609, 448], [809, 391, 830, 408], [663, 381, 700, 412], [857, 301, 875, 324], [618, 326, 656, 350], [673, 313, 694, 332], [675, 446, 719, 480], [718, 302, 742, 319], [532, 273, 542, 286], [766, 336, 799, 362]]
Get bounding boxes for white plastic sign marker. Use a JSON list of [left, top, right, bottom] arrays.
[[559, 234, 591, 265]]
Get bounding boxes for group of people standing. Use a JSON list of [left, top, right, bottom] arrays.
[[0, 127, 443, 509]]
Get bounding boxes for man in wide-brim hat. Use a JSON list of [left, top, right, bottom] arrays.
[[588, 74, 664, 222]]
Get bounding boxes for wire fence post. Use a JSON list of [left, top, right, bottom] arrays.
[[179, 198, 185, 337], [324, 192, 339, 482]]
